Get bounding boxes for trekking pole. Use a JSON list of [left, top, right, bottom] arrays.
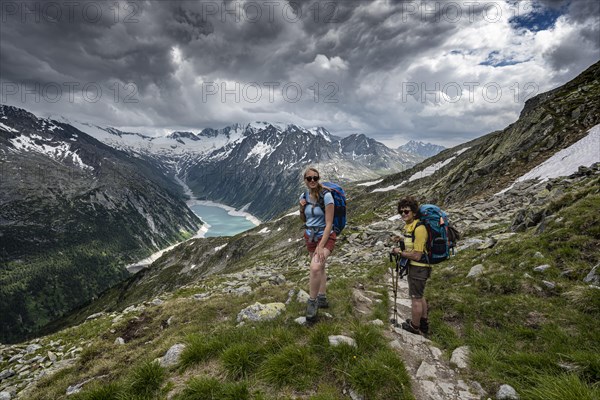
[[389, 252, 400, 326]]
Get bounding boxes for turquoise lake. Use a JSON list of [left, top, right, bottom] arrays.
[[189, 204, 257, 237]]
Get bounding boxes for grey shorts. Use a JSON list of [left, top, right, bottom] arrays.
[[408, 265, 431, 299]]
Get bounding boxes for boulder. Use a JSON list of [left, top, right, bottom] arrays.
[[534, 264, 551, 272], [496, 384, 519, 399], [416, 361, 437, 379], [542, 281, 556, 289], [450, 346, 470, 369], [25, 344, 42, 354], [328, 335, 357, 347], [159, 344, 186, 367], [294, 317, 308, 325], [86, 312, 104, 321], [296, 289, 310, 303], [230, 285, 252, 296], [236, 302, 285, 323], [0, 369, 15, 380], [151, 298, 164, 306], [584, 264, 599, 285], [467, 264, 484, 278], [269, 274, 286, 285]]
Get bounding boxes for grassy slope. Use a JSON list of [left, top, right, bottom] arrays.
[[22, 259, 413, 400], [427, 177, 600, 399], [17, 174, 600, 400]]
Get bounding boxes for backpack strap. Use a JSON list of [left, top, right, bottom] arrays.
[[313, 188, 332, 212]]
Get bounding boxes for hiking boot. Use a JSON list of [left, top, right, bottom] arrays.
[[317, 294, 329, 309], [400, 321, 422, 335], [306, 298, 318, 322], [406, 318, 429, 335], [419, 318, 429, 335]]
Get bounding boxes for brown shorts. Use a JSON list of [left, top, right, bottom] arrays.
[[408, 265, 431, 299], [305, 232, 336, 253]]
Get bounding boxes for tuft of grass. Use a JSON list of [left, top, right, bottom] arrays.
[[521, 373, 600, 400], [348, 350, 413, 399], [259, 344, 320, 390], [221, 342, 265, 379], [174, 376, 250, 400], [564, 286, 600, 314], [128, 360, 166, 397], [70, 382, 124, 400], [179, 333, 228, 369], [353, 322, 385, 355], [261, 325, 297, 354]]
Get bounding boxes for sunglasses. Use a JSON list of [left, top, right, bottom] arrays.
[[305, 176, 320, 182], [400, 210, 412, 215]]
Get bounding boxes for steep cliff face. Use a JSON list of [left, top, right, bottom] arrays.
[[0, 105, 202, 343]]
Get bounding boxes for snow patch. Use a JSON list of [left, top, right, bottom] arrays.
[[455, 147, 470, 156], [0, 122, 18, 133], [214, 244, 228, 252], [371, 181, 406, 193], [258, 227, 271, 234], [408, 157, 456, 182], [358, 179, 384, 187], [497, 124, 600, 195], [9, 135, 94, 170], [244, 141, 275, 163]]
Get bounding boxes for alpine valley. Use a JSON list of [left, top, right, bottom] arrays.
[[53, 119, 424, 219], [0, 61, 599, 400], [0, 108, 421, 343]]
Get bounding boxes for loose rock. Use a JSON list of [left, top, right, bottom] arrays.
[[450, 346, 470, 369], [497, 384, 519, 399], [159, 344, 186, 367], [236, 302, 285, 323], [467, 264, 484, 278], [328, 335, 357, 347]]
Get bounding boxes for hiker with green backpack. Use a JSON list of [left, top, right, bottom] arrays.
[[299, 167, 347, 322], [391, 197, 459, 335]]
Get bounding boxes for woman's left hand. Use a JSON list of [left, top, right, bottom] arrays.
[[316, 246, 326, 263]]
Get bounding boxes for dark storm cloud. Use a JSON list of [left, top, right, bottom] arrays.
[[0, 0, 598, 145]]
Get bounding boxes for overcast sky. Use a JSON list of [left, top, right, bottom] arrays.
[[1, 0, 598, 147]]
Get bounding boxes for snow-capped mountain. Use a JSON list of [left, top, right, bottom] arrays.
[[60, 120, 420, 219], [398, 140, 446, 158]]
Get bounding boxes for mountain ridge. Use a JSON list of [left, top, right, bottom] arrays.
[[398, 140, 446, 158]]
